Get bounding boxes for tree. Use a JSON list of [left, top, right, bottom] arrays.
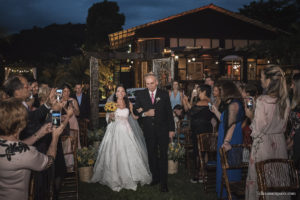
[[54, 55, 90, 87], [85, 0, 125, 50], [239, 0, 299, 32], [239, 0, 300, 65]]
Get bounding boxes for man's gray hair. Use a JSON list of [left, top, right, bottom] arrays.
[[144, 72, 157, 80]]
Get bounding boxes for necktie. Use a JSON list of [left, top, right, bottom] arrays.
[[151, 92, 154, 104]]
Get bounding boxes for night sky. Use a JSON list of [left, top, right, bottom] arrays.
[[0, 0, 255, 34]]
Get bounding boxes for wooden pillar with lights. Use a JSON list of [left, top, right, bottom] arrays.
[[89, 56, 100, 130]]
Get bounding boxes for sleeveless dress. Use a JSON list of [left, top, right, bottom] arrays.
[[90, 108, 152, 191], [216, 100, 244, 198], [170, 91, 181, 109]]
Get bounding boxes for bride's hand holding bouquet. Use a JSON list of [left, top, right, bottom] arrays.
[[105, 102, 117, 122]]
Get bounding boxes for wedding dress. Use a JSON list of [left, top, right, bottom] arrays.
[[90, 108, 152, 191]]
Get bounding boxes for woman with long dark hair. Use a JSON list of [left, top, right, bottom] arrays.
[[211, 81, 245, 199], [90, 85, 151, 191]]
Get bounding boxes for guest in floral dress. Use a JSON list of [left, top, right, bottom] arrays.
[[245, 65, 290, 200]]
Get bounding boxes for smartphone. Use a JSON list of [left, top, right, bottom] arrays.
[[192, 89, 197, 95], [56, 89, 62, 102], [208, 102, 212, 110], [52, 111, 61, 127], [247, 97, 254, 109]]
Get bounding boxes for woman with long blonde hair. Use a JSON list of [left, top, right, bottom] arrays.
[[245, 65, 290, 200]]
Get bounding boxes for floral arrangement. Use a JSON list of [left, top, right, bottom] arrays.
[[104, 102, 117, 112], [77, 146, 98, 167], [87, 128, 105, 143], [168, 142, 185, 162]]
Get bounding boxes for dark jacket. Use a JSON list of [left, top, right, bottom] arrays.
[[72, 93, 90, 119], [134, 88, 175, 133]]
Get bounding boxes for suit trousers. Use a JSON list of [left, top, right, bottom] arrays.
[[144, 124, 169, 185]]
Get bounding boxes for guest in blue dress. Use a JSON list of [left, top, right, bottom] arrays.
[[169, 80, 183, 109], [211, 81, 245, 199]]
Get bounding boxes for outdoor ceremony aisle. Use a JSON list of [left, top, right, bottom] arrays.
[[79, 163, 217, 200]]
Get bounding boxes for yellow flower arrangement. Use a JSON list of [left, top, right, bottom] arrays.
[[77, 145, 98, 167], [88, 159, 94, 165], [104, 102, 117, 112], [168, 142, 185, 161]]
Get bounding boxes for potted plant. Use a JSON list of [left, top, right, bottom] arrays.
[[87, 128, 105, 148], [77, 146, 97, 182], [168, 142, 185, 174]]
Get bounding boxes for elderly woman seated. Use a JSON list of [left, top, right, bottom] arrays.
[[0, 98, 73, 200]]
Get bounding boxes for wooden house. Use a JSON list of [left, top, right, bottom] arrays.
[[108, 4, 285, 88]]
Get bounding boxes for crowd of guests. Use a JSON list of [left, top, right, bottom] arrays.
[[0, 75, 90, 200], [170, 65, 300, 199], [0, 64, 299, 199]]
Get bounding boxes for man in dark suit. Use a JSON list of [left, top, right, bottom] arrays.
[[72, 84, 90, 121], [134, 73, 175, 192]]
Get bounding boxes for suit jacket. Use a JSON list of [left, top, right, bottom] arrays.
[[72, 93, 90, 119], [134, 88, 175, 133]]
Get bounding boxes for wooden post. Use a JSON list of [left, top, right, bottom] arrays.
[[90, 56, 100, 130]]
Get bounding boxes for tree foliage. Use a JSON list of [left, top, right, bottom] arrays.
[[239, 0, 300, 65], [85, 0, 125, 50], [38, 55, 90, 87], [239, 0, 299, 32], [0, 23, 85, 65]]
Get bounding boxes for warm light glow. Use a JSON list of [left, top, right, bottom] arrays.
[[192, 58, 196, 62], [175, 55, 179, 60]]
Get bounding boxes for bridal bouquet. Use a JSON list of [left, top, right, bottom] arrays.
[[104, 102, 117, 112], [77, 146, 98, 167], [168, 142, 185, 162]]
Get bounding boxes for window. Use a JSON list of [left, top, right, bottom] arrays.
[[170, 38, 178, 48], [179, 38, 194, 47], [195, 39, 210, 49]]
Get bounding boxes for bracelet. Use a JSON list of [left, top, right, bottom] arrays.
[[224, 140, 230, 143]]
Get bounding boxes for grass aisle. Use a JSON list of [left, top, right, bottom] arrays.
[[79, 163, 217, 200]]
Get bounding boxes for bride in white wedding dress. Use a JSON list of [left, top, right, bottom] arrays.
[[90, 85, 152, 192]]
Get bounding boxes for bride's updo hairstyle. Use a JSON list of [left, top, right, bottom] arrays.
[[113, 84, 130, 109]]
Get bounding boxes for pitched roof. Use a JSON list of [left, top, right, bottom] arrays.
[[109, 4, 284, 49]]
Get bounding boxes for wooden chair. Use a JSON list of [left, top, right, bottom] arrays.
[[79, 119, 89, 147], [255, 159, 299, 200], [177, 119, 194, 175], [28, 173, 35, 200], [59, 129, 79, 200], [28, 165, 55, 200], [197, 133, 218, 192], [219, 144, 251, 200]]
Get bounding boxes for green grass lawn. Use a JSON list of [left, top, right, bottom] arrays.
[[79, 163, 217, 200]]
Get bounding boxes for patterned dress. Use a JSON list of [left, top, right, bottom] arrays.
[[245, 95, 290, 200]]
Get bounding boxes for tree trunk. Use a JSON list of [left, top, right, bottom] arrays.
[[90, 56, 100, 130]]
